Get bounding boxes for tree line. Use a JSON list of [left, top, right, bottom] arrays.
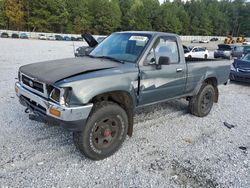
[[0, 0, 250, 36]]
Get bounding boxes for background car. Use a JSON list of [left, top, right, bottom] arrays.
[[19, 33, 28, 39], [230, 53, 250, 83], [210, 37, 219, 41], [76, 37, 83, 41], [63, 36, 71, 41], [55, 35, 64, 41], [243, 40, 250, 45], [243, 45, 250, 55], [191, 39, 199, 43], [1, 32, 9, 38], [214, 44, 243, 59], [11, 33, 19, 38], [199, 39, 209, 43], [39, 34, 46, 40], [96, 36, 106, 43], [75, 33, 99, 57], [184, 46, 209, 59], [71, 36, 77, 41], [47, 35, 55, 40]]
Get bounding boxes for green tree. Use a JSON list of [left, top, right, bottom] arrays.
[[91, 0, 121, 34], [0, 0, 7, 28], [28, 0, 68, 32], [5, 0, 25, 30], [66, 0, 93, 33]]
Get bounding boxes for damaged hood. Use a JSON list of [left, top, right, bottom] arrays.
[[19, 57, 120, 84]]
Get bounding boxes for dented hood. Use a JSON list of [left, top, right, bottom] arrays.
[[19, 57, 120, 84]]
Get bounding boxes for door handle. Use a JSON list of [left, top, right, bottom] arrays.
[[176, 68, 183, 72]]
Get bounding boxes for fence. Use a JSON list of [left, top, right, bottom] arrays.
[[1, 29, 249, 41]]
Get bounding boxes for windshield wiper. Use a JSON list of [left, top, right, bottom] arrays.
[[91, 55, 125, 64]]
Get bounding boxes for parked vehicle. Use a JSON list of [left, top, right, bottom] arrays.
[[19, 33, 28, 39], [236, 36, 246, 43], [230, 53, 250, 83], [39, 34, 47, 40], [71, 36, 77, 41], [11, 33, 19, 38], [55, 35, 64, 41], [1, 32, 9, 38], [199, 39, 209, 43], [243, 45, 250, 55], [184, 46, 209, 59], [64, 36, 71, 41], [96, 36, 106, 43], [191, 39, 199, 43], [214, 44, 243, 59], [224, 35, 235, 44], [243, 40, 250, 45], [75, 33, 100, 57], [15, 31, 230, 160], [76, 37, 83, 41], [47, 35, 55, 40], [210, 38, 219, 42]]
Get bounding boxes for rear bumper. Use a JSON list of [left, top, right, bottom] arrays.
[[15, 82, 93, 131], [230, 71, 250, 83], [214, 53, 230, 59]]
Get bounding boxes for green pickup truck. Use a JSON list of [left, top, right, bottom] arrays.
[[15, 31, 230, 160]]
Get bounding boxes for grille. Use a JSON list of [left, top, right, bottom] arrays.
[[22, 74, 44, 93]]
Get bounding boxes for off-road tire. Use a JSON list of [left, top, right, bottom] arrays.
[[189, 84, 215, 117], [73, 101, 128, 160]]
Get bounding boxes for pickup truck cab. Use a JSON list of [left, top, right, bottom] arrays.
[[15, 31, 230, 160]]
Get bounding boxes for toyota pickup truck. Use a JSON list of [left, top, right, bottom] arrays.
[[15, 31, 230, 160]]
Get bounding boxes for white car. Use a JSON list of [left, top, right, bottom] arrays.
[[199, 39, 209, 43], [243, 40, 250, 45], [39, 34, 47, 40], [184, 46, 209, 59], [47, 35, 55, 40]]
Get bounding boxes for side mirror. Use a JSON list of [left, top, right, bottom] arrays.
[[148, 57, 156, 65], [158, 56, 170, 65]]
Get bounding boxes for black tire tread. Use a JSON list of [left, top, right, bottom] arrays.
[[189, 84, 215, 117], [73, 101, 128, 160]]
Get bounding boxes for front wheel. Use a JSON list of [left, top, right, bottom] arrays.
[[73, 101, 128, 160], [189, 84, 215, 117]]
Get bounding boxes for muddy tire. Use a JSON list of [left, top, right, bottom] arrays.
[[189, 84, 215, 117], [73, 101, 128, 160]]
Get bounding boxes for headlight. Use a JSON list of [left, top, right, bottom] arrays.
[[231, 64, 236, 71], [49, 87, 71, 106]]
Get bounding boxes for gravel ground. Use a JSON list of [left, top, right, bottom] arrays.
[[0, 38, 249, 187]]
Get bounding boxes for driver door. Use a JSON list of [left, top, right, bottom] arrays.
[[138, 36, 187, 105]]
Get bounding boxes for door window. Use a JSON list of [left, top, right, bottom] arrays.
[[146, 37, 179, 64]]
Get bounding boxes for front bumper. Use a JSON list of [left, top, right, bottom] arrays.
[[15, 82, 93, 131], [230, 71, 250, 83]]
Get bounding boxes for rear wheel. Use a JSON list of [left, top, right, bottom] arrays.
[[73, 101, 128, 160], [189, 84, 215, 117], [188, 55, 192, 59]]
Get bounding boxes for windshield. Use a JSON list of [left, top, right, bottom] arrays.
[[90, 33, 151, 63], [218, 44, 232, 50], [242, 53, 250, 62]]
